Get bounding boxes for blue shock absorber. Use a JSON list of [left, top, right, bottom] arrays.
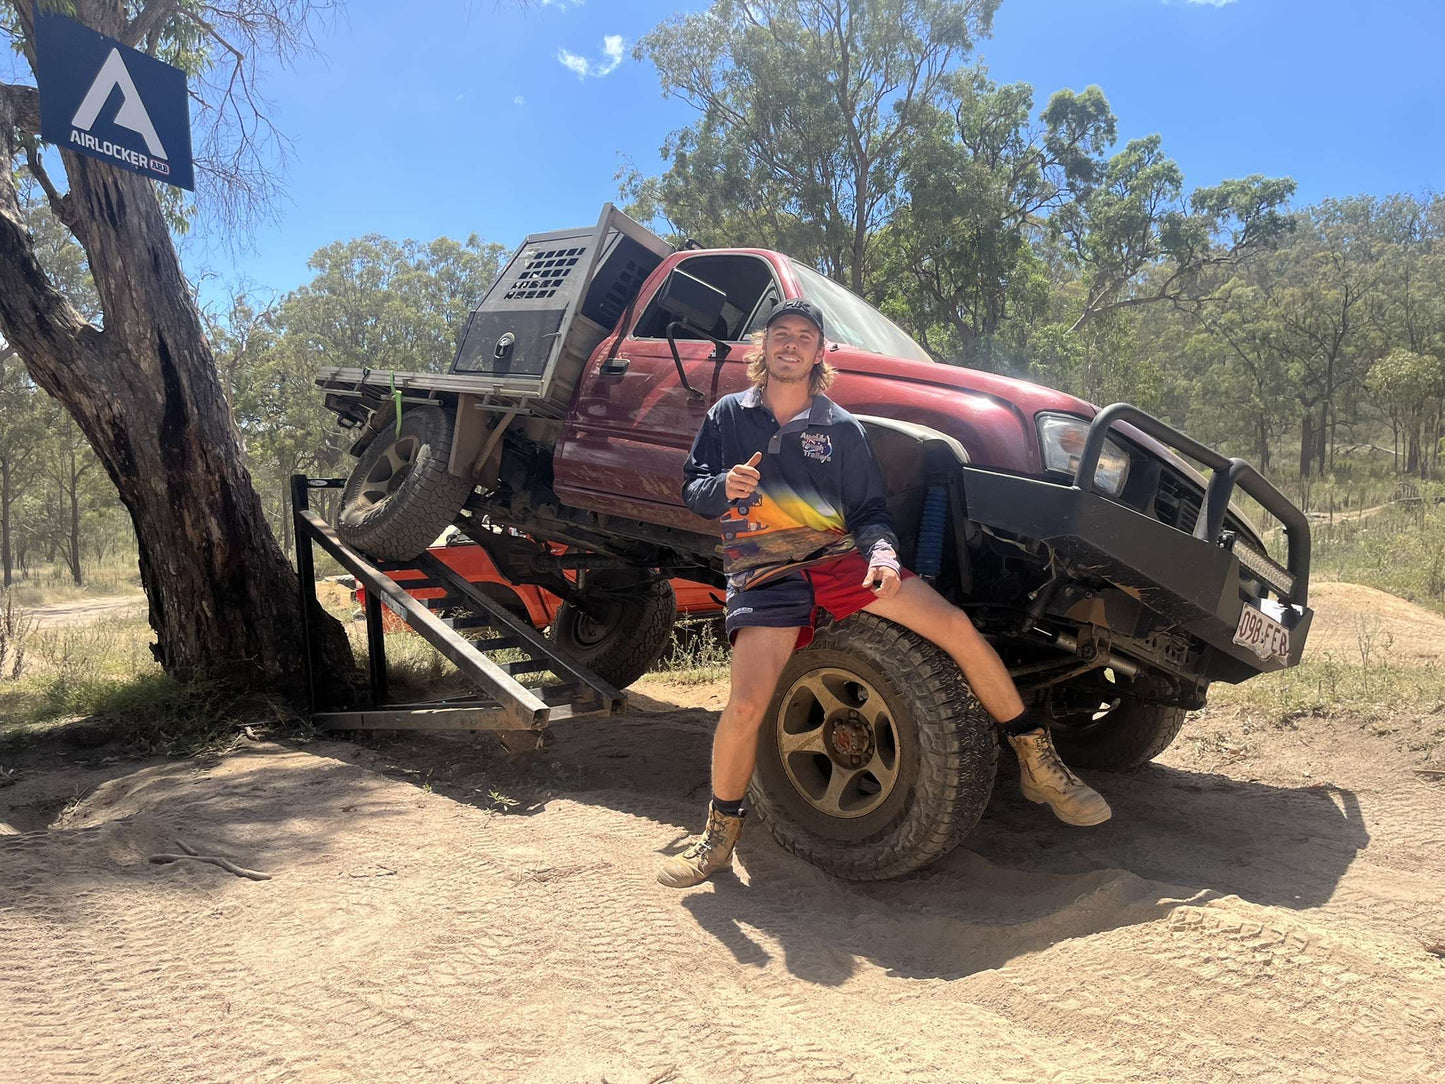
[[914, 484, 948, 582]]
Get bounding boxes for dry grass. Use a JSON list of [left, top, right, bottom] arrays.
[[0, 608, 304, 756], [4, 556, 143, 607]]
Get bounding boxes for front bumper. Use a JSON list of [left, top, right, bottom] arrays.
[[960, 465, 1313, 684]]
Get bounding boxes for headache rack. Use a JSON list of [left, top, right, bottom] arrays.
[[315, 204, 670, 423]]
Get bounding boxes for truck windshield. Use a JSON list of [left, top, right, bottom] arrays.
[[790, 261, 932, 363]]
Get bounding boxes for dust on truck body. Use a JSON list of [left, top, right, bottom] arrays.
[[316, 204, 1313, 881]]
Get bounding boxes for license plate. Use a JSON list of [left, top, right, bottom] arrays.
[[1233, 603, 1290, 663]]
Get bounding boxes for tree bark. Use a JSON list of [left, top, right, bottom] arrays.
[[1, 455, 11, 588], [67, 455, 82, 587], [1299, 410, 1314, 479], [0, 76, 354, 696]]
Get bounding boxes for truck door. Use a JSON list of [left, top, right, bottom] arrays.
[[553, 252, 784, 531]]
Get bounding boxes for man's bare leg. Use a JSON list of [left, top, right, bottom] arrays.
[[865, 578, 1111, 826], [864, 576, 1022, 720], [711, 625, 804, 800], [658, 625, 799, 887]]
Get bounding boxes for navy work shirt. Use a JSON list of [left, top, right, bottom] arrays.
[[681, 386, 901, 588]]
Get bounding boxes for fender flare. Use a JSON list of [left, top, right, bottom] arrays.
[[854, 416, 975, 587], [853, 415, 971, 468]]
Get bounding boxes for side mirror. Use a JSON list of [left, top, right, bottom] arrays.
[[656, 269, 727, 336]]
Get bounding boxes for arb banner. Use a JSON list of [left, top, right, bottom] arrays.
[[34, 12, 194, 190]]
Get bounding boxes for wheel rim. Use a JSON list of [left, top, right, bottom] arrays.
[[774, 666, 900, 820], [357, 436, 420, 508], [569, 602, 619, 648]]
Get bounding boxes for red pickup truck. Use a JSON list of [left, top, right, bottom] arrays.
[[316, 205, 1312, 880]]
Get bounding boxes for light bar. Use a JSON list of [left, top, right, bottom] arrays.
[[1233, 539, 1296, 599]]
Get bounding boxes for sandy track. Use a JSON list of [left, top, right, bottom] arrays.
[[1304, 581, 1445, 666], [2, 674, 1442, 1083], [25, 595, 147, 630]]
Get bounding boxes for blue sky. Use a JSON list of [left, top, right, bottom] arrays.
[[205, 0, 1445, 298]]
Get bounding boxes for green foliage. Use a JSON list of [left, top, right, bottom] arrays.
[[634, 0, 1000, 291], [875, 71, 1113, 368], [279, 234, 505, 373]]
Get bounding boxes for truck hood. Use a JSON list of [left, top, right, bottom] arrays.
[[834, 348, 1265, 547], [837, 349, 1097, 419]]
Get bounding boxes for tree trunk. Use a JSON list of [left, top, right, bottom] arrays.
[[0, 89, 354, 696], [1, 455, 10, 588], [1299, 410, 1314, 479], [67, 462, 82, 587]]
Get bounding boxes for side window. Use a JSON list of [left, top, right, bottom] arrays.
[[632, 255, 779, 343]]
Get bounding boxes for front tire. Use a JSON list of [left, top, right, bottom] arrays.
[[337, 405, 476, 561], [749, 613, 998, 881]]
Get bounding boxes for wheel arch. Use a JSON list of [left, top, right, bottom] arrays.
[[855, 415, 973, 582]]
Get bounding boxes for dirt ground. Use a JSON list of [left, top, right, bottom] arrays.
[[2, 596, 1443, 1082], [27, 594, 147, 630]]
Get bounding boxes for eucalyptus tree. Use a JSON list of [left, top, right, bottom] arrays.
[[0, 0, 353, 689], [636, 0, 1000, 293]]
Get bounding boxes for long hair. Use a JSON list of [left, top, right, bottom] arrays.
[[744, 330, 836, 395]]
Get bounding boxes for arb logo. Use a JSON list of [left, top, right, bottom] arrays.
[[35, 13, 193, 190]]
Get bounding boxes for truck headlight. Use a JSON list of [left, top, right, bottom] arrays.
[[1037, 414, 1131, 497]]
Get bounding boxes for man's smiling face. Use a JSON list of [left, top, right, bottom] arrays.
[[764, 314, 824, 385]]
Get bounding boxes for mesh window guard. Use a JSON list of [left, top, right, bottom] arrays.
[[503, 247, 585, 300]]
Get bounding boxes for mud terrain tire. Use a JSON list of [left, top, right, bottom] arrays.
[[548, 573, 677, 688], [1050, 697, 1188, 772], [749, 613, 998, 881], [337, 406, 475, 561]]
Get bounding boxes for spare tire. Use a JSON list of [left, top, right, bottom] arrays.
[[547, 573, 677, 688], [749, 613, 998, 881], [337, 405, 476, 561]]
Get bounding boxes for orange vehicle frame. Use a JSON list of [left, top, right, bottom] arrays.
[[354, 541, 724, 633]]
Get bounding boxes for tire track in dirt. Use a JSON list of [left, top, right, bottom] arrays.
[[3, 727, 1444, 1082]]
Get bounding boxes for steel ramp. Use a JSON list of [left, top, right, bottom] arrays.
[[291, 476, 626, 740]]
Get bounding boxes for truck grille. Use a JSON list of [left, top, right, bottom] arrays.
[[1154, 469, 1202, 534]]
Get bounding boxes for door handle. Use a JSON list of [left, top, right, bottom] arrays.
[[599, 356, 630, 376]]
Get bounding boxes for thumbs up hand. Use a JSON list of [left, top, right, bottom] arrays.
[[725, 451, 764, 501]]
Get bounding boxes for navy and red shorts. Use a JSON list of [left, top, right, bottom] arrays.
[[724, 550, 917, 651]]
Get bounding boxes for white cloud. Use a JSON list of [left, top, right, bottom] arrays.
[[1182, 0, 1238, 7], [513, 95, 525, 106], [539, 0, 585, 8], [557, 49, 591, 78], [556, 34, 626, 80], [601, 34, 624, 73]]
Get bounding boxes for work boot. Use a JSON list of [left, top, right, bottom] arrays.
[[1007, 727, 1112, 826], [657, 803, 746, 888]]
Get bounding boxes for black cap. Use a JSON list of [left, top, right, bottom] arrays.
[[765, 298, 825, 337]]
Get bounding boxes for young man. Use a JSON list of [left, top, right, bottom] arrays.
[[657, 299, 1110, 889]]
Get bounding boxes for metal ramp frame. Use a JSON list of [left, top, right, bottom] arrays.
[[291, 476, 626, 743]]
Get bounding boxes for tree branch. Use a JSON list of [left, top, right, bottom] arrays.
[[23, 145, 77, 232], [0, 88, 97, 397], [120, 0, 181, 49], [0, 83, 40, 137]]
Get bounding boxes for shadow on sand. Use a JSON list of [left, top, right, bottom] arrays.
[[0, 688, 1371, 986], [347, 692, 1370, 985]]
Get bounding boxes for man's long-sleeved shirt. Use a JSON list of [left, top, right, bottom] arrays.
[[682, 386, 901, 589]]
